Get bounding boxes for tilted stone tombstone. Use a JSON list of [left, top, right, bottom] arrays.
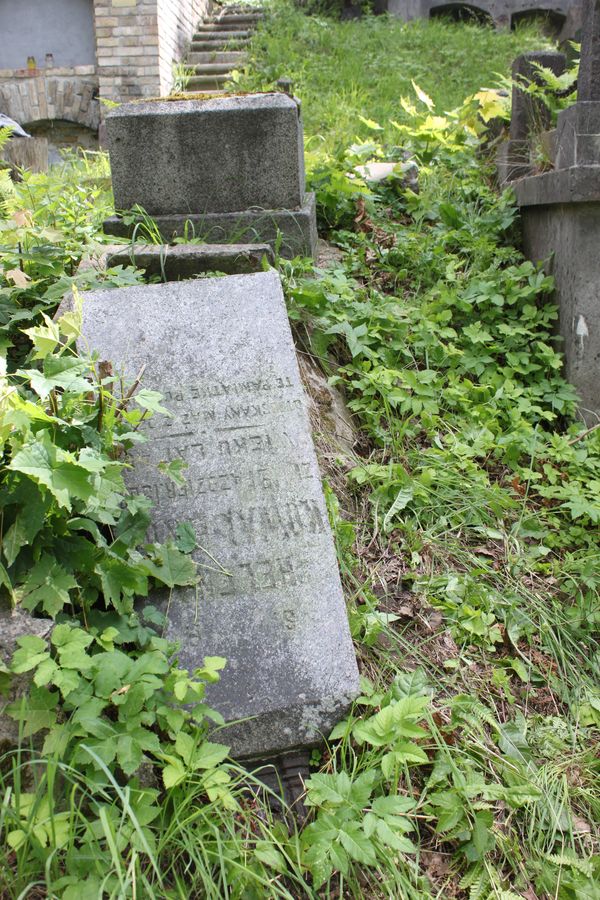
[[80, 272, 359, 759], [103, 94, 317, 260]]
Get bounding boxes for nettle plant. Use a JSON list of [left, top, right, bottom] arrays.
[[1, 292, 232, 790]]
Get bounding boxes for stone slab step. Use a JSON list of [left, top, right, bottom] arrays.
[[217, 4, 265, 12], [194, 25, 252, 35], [192, 31, 250, 44], [191, 39, 250, 51], [196, 23, 253, 32], [187, 74, 231, 89], [106, 243, 274, 277], [187, 50, 247, 64], [216, 13, 263, 22], [193, 62, 240, 74]]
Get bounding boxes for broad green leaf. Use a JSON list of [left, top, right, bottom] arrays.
[[142, 543, 197, 588], [162, 755, 186, 789], [175, 730, 196, 766], [383, 486, 414, 532], [193, 741, 229, 770], [134, 389, 171, 415], [338, 822, 377, 865], [375, 819, 416, 853], [254, 841, 287, 872], [11, 635, 49, 673], [10, 433, 93, 510]]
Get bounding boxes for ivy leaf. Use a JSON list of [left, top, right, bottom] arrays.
[[142, 543, 197, 589], [11, 635, 49, 673], [25, 356, 91, 400], [8, 685, 57, 736], [158, 458, 188, 487], [175, 522, 197, 553], [17, 556, 78, 617], [411, 80, 434, 109], [23, 314, 61, 359], [2, 480, 48, 567], [134, 389, 171, 415], [10, 433, 93, 510]]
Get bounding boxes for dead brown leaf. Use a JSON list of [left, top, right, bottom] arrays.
[[4, 268, 31, 289], [11, 209, 33, 228]]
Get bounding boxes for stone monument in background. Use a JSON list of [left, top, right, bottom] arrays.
[[510, 0, 600, 422]]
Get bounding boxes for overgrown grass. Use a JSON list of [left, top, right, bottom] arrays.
[[235, 3, 553, 150]]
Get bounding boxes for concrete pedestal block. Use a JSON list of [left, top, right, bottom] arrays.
[[515, 168, 600, 421]]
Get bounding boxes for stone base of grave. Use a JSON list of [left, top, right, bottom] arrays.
[[103, 192, 318, 260], [248, 751, 310, 818], [515, 167, 600, 423], [104, 243, 274, 277]]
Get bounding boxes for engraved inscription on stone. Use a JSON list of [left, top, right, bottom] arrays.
[[80, 271, 359, 757]]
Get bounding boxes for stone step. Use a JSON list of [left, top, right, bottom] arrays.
[[192, 30, 251, 40], [217, 4, 265, 12], [187, 74, 231, 89], [216, 13, 264, 22], [191, 39, 250, 51], [187, 50, 247, 65], [196, 22, 250, 34], [193, 62, 239, 75]]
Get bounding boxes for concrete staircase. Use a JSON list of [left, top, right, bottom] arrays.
[[184, 4, 264, 95]]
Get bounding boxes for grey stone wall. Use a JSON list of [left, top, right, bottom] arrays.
[[383, 0, 583, 37]]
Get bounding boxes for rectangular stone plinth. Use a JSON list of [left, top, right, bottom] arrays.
[[105, 93, 306, 216], [514, 165, 600, 206], [103, 192, 318, 259], [80, 272, 359, 757], [105, 242, 274, 277]]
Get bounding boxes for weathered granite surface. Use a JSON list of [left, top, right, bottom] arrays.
[[578, 0, 600, 101], [517, 200, 600, 422], [80, 272, 359, 757], [105, 242, 274, 278], [106, 94, 306, 216]]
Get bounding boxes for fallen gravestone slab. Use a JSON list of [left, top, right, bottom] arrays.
[[80, 271, 359, 758]]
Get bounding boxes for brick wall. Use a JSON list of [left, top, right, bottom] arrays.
[[156, 0, 210, 95], [94, 0, 161, 101], [93, 0, 209, 102]]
